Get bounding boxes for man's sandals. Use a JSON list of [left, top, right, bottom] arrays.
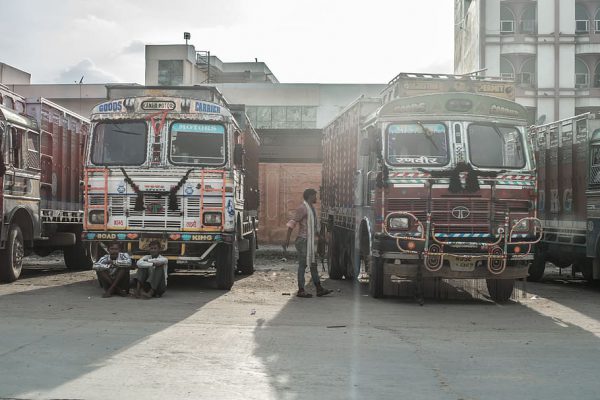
[[297, 290, 313, 298], [316, 288, 333, 297]]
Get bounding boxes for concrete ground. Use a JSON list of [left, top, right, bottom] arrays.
[[1, 250, 600, 400]]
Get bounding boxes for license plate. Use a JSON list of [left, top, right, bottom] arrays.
[[450, 258, 476, 272], [139, 238, 168, 251]]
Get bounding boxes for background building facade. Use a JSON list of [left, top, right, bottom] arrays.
[[2, 47, 385, 244], [455, 0, 600, 122]]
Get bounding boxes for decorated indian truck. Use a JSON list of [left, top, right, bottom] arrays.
[[321, 73, 541, 302], [83, 86, 259, 290], [0, 84, 90, 282], [528, 112, 600, 281]]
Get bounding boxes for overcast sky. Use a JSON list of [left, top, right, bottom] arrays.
[[0, 0, 454, 85]]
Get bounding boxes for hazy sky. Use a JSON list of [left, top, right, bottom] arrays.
[[0, 0, 454, 84]]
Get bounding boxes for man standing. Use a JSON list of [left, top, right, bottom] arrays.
[[284, 188, 333, 298], [93, 242, 132, 298]]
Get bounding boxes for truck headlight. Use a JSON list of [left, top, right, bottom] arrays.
[[512, 219, 529, 232], [89, 210, 105, 225], [389, 217, 410, 230], [203, 212, 222, 226]]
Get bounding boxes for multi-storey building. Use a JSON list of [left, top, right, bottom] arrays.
[[455, 0, 600, 122]]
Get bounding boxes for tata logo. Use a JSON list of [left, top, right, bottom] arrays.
[[451, 206, 470, 219]]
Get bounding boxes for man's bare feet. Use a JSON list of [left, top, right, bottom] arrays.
[[102, 292, 112, 298]]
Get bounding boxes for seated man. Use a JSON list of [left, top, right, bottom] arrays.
[[134, 240, 168, 299], [93, 242, 132, 298]]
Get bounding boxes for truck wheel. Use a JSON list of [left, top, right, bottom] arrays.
[[237, 233, 256, 275], [486, 279, 514, 303], [64, 239, 93, 271], [575, 259, 594, 281], [0, 225, 25, 283], [527, 253, 546, 282], [216, 242, 236, 290], [369, 256, 384, 298], [327, 233, 343, 280]]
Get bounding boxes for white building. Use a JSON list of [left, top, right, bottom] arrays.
[[455, 0, 600, 122]]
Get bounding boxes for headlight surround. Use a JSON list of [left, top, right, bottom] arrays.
[[512, 218, 529, 232], [389, 217, 410, 230], [203, 212, 222, 226], [88, 210, 105, 225]]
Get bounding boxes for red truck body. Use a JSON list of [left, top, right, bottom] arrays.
[[529, 113, 600, 281], [321, 74, 540, 302], [0, 84, 90, 282]]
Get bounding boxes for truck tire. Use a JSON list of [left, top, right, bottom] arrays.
[[216, 242, 236, 290], [0, 225, 25, 283], [527, 253, 546, 282], [237, 233, 256, 275], [369, 256, 384, 298], [575, 259, 594, 281], [327, 233, 343, 280], [64, 239, 93, 271], [486, 279, 514, 303]]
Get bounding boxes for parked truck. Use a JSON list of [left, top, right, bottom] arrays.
[[321, 73, 541, 302], [82, 85, 259, 290], [528, 112, 600, 281], [0, 84, 90, 282]]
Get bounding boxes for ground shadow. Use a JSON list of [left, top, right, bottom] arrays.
[[0, 270, 234, 398], [252, 275, 600, 400]]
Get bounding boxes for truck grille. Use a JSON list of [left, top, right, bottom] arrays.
[[431, 198, 490, 234], [386, 198, 427, 221]]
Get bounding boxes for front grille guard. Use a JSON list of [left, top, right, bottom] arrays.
[[382, 212, 543, 275]]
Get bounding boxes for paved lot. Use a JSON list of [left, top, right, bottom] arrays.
[[1, 252, 600, 400]]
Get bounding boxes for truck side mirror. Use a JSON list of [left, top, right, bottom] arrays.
[[233, 143, 244, 167]]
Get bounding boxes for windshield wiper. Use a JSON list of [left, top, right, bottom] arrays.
[[416, 121, 440, 151]]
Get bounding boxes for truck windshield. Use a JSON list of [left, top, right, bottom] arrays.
[[169, 122, 226, 166], [468, 123, 526, 169], [386, 123, 449, 166], [91, 121, 147, 165]]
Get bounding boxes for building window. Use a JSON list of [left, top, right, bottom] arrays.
[[520, 5, 536, 34], [158, 60, 183, 86], [595, 63, 600, 87], [595, 9, 600, 33], [246, 106, 318, 129], [575, 58, 589, 88], [500, 57, 515, 80], [576, 4, 590, 33], [500, 6, 515, 33], [519, 58, 536, 86]]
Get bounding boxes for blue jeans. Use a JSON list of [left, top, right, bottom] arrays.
[[295, 237, 320, 290]]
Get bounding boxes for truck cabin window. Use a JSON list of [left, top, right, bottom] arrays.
[[468, 124, 525, 169], [386, 123, 449, 166], [169, 123, 225, 166], [91, 121, 147, 166], [591, 143, 600, 185]]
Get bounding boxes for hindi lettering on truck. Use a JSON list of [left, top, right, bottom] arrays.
[[321, 73, 541, 302], [83, 86, 259, 290], [0, 84, 90, 282]]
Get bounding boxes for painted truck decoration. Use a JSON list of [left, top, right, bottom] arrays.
[[0, 84, 90, 282], [528, 113, 600, 281], [321, 73, 541, 302], [83, 86, 259, 290]]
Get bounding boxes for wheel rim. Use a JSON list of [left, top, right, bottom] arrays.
[[12, 238, 24, 274]]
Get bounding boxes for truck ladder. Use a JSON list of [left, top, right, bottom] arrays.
[[84, 168, 109, 231], [200, 169, 227, 231]]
